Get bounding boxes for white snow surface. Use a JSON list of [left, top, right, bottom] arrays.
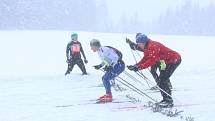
[[0, 31, 215, 121]]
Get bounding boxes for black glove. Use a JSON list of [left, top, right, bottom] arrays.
[[126, 38, 137, 50], [126, 38, 132, 44], [103, 66, 112, 71], [84, 59, 88, 64], [93, 64, 102, 70], [127, 65, 139, 72], [66, 58, 72, 63]]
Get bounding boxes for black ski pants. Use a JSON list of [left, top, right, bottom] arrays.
[[158, 59, 181, 101], [150, 62, 171, 85], [67, 59, 87, 74]]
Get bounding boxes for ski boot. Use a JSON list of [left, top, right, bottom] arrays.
[[82, 72, 88, 75], [158, 99, 173, 108], [65, 70, 70, 75], [97, 93, 112, 103]]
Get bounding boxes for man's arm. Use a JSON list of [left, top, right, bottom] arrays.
[[126, 38, 143, 51], [66, 43, 70, 59], [80, 43, 86, 60]]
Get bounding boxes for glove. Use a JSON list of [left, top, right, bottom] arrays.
[[127, 65, 139, 72], [126, 38, 137, 50], [84, 59, 88, 64], [160, 60, 166, 70], [93, 64, 102, 70], [66, 58, 72, 63], [103, 66, 112, 71], [126, 38, 132, 44]]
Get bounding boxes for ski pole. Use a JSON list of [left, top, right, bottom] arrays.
[[123, 70, 147, 87], [116, 75, 157, 103], [136, 71, 174, 99], [128, 45, 151, 88], [99, 69, 157, 103]]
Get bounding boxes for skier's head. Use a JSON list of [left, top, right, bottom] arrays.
[[71, 33, 78, 41], [136, 33, 149, 44], [136, 33, 142, 39], [90, 39, 101, 52]]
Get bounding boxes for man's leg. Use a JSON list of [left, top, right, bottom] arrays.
[[102, 61, 125, 94], [158, 60, 181, 106], [167, 79, 172, 89], [150, 62, 160, 83], [76, 59, 87, 75], [65, 62, 75, 75], [150, 62, 160, 90]]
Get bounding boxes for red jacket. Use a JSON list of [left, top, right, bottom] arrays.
[[136, 40, 181, 69]]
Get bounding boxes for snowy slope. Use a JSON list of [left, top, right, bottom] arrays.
[[0, 31, 215, 121]]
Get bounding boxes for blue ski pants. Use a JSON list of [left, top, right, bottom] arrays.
[[102, 60, 125, 94]]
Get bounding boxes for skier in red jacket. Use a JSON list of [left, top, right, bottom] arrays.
[[127, 33, 181, 108]]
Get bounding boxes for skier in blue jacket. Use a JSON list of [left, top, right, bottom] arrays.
[[90, 39, 125, 103]]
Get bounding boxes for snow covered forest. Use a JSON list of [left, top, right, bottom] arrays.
[[0, 0, 215, 35]]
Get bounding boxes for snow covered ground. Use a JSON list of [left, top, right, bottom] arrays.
[[0, 31, 215, 121]]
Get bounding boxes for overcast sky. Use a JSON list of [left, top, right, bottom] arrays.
[[104, 0, 215, 24]]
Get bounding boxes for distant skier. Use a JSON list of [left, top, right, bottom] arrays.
[[126, 36, 172, 90], [127, 33, 181, 108], [65, 33, 88, 75], [90, 39, 125, 103]]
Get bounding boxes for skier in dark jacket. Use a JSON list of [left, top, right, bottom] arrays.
[[126, 36, 172, 90], [127, 33, 181, 108], [65, 33, 88, 75]]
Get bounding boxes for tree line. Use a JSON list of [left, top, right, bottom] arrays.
[[0, 0, 214, 36]]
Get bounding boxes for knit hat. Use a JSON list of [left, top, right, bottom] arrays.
[[136, 33, 149, 43], [71, 33, 78, 41]]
